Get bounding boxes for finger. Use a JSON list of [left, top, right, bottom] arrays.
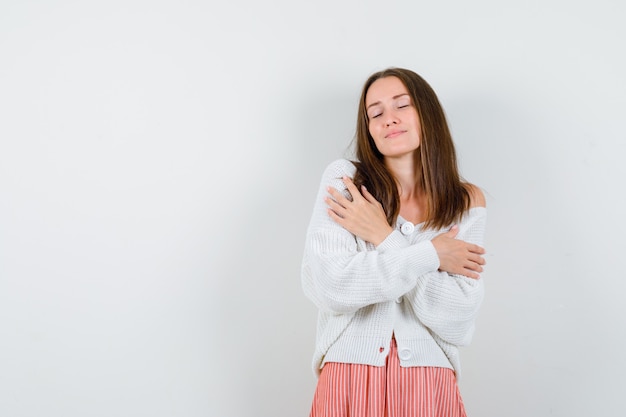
[[342, 177, 363, 201], [449, 267, 479, 279], [326, 186, 350, 207], [325, 196, 347, 215], [327, 207, 345, 224], [440, 225, 459, 238], [467, 253, 486, 266], [465, 270, 481, 280], [465, 261, 484, 273], [467, 243, 486, 255], [458, 264, 481, 279], [360, 185, 379, 205]]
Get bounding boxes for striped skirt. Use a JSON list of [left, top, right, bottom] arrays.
[[309, 338, 467, 417]]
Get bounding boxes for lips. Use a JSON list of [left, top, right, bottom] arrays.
[[385, 130, 406, 139]]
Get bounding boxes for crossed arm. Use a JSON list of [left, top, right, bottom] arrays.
[[325, 176, 486, 279]]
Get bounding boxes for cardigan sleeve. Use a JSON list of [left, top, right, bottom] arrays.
[[301, 159, 441, 315], [404, 208, 486, 346]]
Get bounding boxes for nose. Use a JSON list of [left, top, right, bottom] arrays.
[[384, 111, 399, 126]]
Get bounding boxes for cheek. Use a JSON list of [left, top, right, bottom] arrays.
[[368, 122, 380, 139], [370, 135, 384, 153], [369, 131, 383, 149]]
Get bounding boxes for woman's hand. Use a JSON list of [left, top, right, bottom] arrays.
[[326, 177, 394, 246], [431, 226, 486, 279]]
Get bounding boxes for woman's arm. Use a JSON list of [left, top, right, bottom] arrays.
[[301, 160, 440, 314], [326, 174, 486, 278], [405, 186, 488, 346], [405, 210, 486, 346]]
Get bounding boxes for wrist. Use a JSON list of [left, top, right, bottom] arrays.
[[373, 226, 394, 247]]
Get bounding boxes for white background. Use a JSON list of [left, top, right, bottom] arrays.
[[1, 0, 625, 416]]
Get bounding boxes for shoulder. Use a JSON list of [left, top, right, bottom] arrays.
[[321, 158, 357, 179], [465, 183, 486, 208]]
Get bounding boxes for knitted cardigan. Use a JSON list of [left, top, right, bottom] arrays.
[[301, 159, 486, 378]]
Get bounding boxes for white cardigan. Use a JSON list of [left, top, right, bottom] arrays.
[[301, 159, 486, 378]]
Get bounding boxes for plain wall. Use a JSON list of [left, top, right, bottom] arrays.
[[1, 0, 625, 416]]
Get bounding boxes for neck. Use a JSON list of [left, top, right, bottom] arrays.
[[384, 155, 423, 199]]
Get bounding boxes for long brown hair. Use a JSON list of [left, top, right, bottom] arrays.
[[352, 67, 470, 230]]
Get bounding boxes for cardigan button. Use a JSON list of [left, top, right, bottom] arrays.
[[395, 297, 402, 304], [400, 222, 414, 235], [399, 348, 412, 360]]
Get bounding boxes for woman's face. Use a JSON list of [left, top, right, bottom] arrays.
[[365, 76, 421, 160]]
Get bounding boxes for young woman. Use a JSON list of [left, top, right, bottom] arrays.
[[301, 67, 487, 417]]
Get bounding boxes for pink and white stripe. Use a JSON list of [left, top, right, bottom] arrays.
[[309, 338, 467, 417]]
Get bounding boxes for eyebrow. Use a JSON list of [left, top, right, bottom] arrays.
[[366, 93, 410, 110]]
